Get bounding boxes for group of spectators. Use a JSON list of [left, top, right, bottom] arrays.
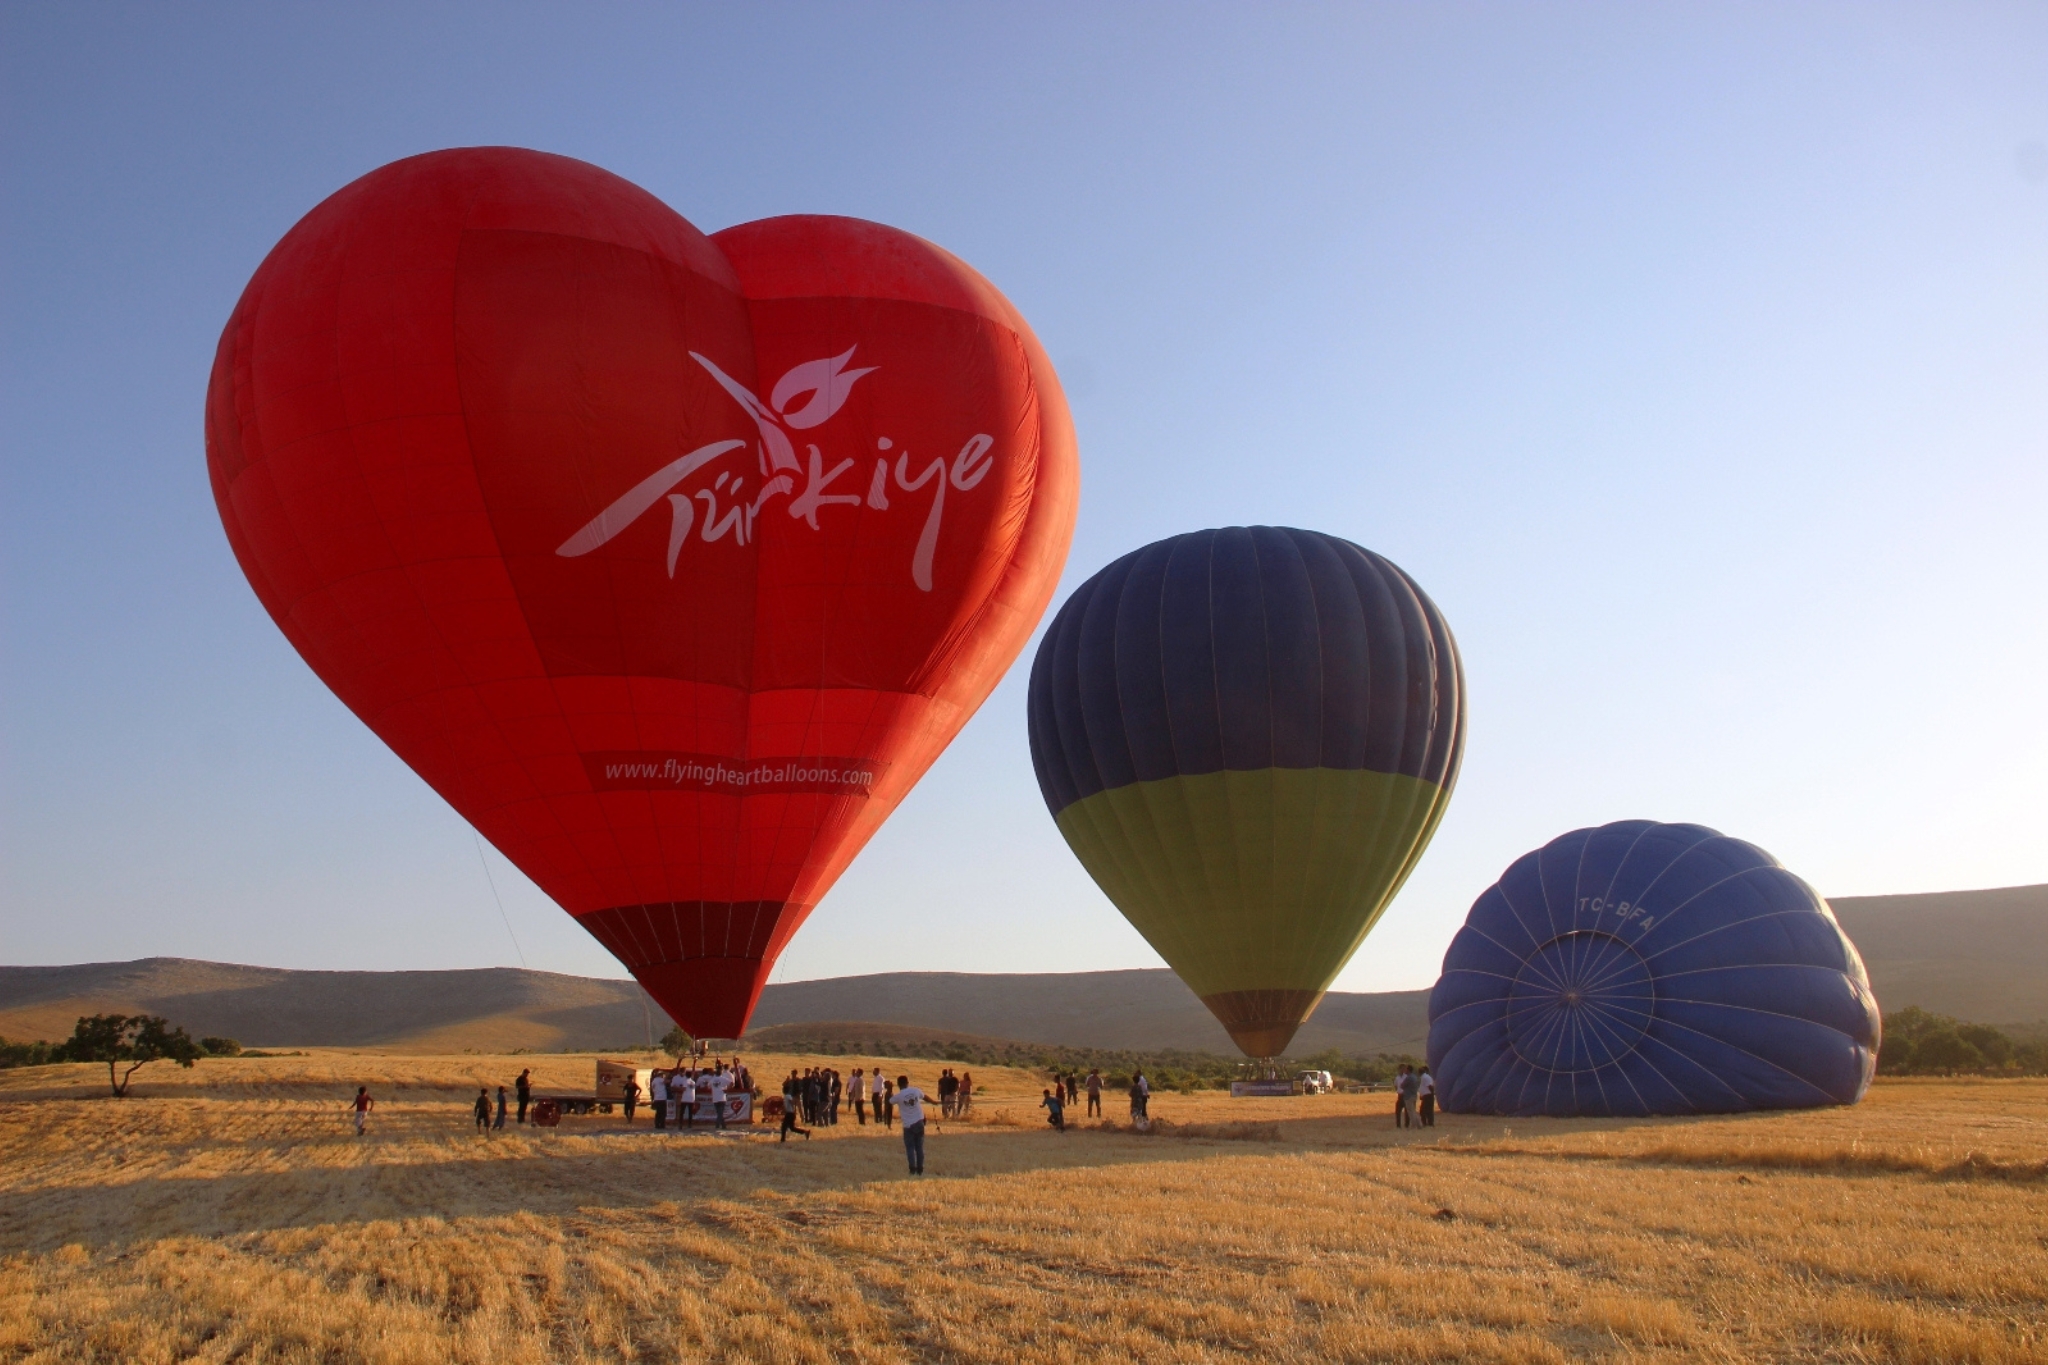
[[934, 1067, 973, 1117], [1390, 1063, 1436, 1127], [783, 1066, 847, 1128], [777, 1068, 935, 1175], [470, 1067, 534, 1132], [373, 1055, 1448, 1148], [1039, 1069, 1147, 1130]]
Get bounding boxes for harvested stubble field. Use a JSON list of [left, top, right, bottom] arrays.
[[0, 1053, 2042, 1364]]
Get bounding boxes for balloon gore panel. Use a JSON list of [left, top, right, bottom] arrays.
[[1427, 821, 1881, 1116], [206, 149, 1078, 1039], [1027, 527, 1465, 1056]]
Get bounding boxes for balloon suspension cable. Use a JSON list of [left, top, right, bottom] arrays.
[[473, 832, 527, 969]]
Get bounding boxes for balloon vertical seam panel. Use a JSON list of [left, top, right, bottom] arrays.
[[1027, 526, 1464, 1055], [208, 148, 1075, 1039], [1428, 819, 1880, 1116]]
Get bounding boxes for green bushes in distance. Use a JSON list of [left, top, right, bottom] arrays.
[[760, 1014, 2048, 1087], [1878, 1007, 2047, 1075], [0, 1037, 67, 1069]]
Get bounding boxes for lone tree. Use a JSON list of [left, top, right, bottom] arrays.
[[66, 1014, 200, 1096], [660, 1025, 694, 1061]]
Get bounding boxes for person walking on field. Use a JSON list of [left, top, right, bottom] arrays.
[[621, 1074, 641, 1124], [850, 1067, 867, 1125], [891, 1074, 929, 1175], [870, 1067, 887, 1125], [879, 1076, 895, 1129], [1418, 1067, 1436, 1128], [351, 1086, 374, 1135], [474, 1087, 493, 1133], [678, 1068, 697, 1130], [1393, 1065, 1415, 1129], [780, 1071, 811, 1142], [957, 1070, 973, 1116], [1041, 1087, 1066, 1132], [515, 1069, 531, 1125], [1085, 1069, 1102, 1118], [650, 1069, 668, 1131], [494, 1085, 508, 1130]]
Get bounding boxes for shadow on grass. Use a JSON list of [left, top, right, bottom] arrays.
[[0, 1085, 1718, 1256]]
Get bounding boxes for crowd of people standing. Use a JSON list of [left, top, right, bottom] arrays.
[[351, 1058, 1444, 1147], [1391, 1064, 1435, 1127]]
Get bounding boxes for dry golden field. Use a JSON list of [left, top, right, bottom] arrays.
[[1, 1051, 2043, 1364]]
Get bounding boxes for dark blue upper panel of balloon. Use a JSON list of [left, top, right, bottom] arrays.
[[1426, 820, 1882, 1117], [1026, 527, 1465, 815]]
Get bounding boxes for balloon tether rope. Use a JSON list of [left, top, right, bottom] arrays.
[[473, 831, 528, 969]]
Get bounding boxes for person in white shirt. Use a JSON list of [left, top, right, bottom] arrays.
[[706, 1066, 730, 1130], [1418, 1067, 1437, 1128], [849, 1067, 867, 1125], [650, 1070, 669, 1131], [678, 1069, 697, 1130], [890, 1074, 929, 1175]]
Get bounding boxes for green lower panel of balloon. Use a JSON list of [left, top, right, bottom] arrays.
[[1053, 766, 1452, 1002]]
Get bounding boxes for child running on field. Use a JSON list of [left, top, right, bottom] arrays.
[[1041, 1087, 1065, 1131], [350, 1086, 374, 1135]]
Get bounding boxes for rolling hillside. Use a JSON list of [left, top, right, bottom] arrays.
[[3, 883, 2041, 1054], [1829, 884, 2048, 1025], [0, 958, 1426, 1056]]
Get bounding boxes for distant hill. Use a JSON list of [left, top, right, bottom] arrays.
[[1829, 884, 2048, 1026], [0, 958, 665, 1054], [3, 883, 2040, 1053], [0, 957, 1427, 1057], [748, 969, 1430, 1056]]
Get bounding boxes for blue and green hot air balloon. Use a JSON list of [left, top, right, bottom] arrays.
[[1027, 527, 1466, 1056]]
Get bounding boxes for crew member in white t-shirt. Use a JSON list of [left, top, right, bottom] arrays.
[[870, 1068, 889, 1129], [678, 1069, 697, 1130], [650, 1070, 669, 1131], [1417, 1066, 1436, 1128], [706, 1066, 730, 1130], [889, 1074, 929, 1175]]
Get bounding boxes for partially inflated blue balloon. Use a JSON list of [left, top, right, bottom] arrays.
[[1428, 821, 1879, 1116]]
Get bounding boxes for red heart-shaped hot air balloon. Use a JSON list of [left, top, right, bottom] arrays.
[[205, 148, 1078, 1038]]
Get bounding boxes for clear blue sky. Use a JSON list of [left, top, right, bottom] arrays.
[[4, 4, 2045, 993]]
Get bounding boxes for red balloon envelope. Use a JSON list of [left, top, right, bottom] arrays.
[[205, 148, 1078, 1038]]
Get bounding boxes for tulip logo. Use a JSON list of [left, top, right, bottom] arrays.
[[555, 348, 993, 592]]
